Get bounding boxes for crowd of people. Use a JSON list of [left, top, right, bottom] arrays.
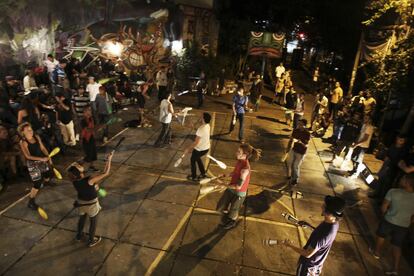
[[1, 54, 413, 275], [0, 54, 176, 188]]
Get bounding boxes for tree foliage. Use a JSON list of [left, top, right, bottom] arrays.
[[362, 0, 414, 100]]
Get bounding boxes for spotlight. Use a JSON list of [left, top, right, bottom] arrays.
[[103, 41, 124, 57], [171, 40, 184, 56]]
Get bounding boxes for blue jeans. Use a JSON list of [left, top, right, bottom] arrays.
[[287, 150, 305, 182]]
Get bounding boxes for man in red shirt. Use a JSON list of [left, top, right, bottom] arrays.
[[216, 144, 261, 229]]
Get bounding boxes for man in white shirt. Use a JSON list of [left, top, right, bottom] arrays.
[[275, 62, 285, 81], [156, 67, 168, 102], [43, 54, 59, 82], [154, 92, 175, 147], [86, 76, 101, 121], [348, 115, 375, 176], [183, 112, 211, 181]]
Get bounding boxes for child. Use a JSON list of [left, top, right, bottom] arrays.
[[18, 122, 52, 210], [216, 143, 261, 229], [81, 106, 98, 171], [67, 151, 113, 247]]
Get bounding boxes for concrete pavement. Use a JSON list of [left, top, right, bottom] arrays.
[[0, 81, 413, 276]]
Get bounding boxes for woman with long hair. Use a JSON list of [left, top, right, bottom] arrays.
[[18, 122, 51, 210], [216, 143, 262, 229], [18, 97, 42, 132]]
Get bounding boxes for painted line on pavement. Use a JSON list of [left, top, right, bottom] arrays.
[[145, 111, 217, 275], [0, 193, 30, 216]]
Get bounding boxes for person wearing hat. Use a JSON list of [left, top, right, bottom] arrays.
[[283, 195, 345, 276]]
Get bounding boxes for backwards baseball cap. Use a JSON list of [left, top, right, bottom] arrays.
[[324, 196, 346, 217]]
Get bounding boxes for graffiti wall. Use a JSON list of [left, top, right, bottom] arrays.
[[0, 0, 183, 74]]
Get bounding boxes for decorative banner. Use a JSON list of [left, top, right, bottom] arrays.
[[361, 39, 389, 61], [248, 32, 285, 58]]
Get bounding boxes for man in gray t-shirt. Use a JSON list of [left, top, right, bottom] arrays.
[[371, 173, 414, 275]]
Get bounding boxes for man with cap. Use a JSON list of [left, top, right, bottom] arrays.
[[283, 195, 345, 276]]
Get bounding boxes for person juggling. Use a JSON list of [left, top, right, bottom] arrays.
[[18, 122, 52, 211], [216, 143, 261, 229]]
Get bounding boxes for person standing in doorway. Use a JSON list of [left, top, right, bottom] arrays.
[[154, 92, 175, 147], [283, 195, 345, 276], [183, 112, 211, 181], [286, 119, 311, 186], [229, 85, 248, 142]]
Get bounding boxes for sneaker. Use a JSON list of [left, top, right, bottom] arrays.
[[187, 175, 197, 181], [384, 271, 398, 275], [223, 219, 237, 230], [88, 236, 102, 247], [76, 233, 84, 242], [27, 199, 39, 210], [368, 247, 380, 259]]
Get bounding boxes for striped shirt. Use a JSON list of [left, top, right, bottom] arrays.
[[72, 93, 90, 116]]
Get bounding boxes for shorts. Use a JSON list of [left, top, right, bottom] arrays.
[[376, 219, 408, 247], [27, 160, 51, 189], [78, 199, 101, 217]]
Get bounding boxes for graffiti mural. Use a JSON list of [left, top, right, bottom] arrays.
[[0, 0, 182, 74]]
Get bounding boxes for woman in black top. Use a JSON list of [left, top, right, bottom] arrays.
[[18, 122, 51, 210], [67, 151, 113, 247], [17, 97, 42, 132]]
